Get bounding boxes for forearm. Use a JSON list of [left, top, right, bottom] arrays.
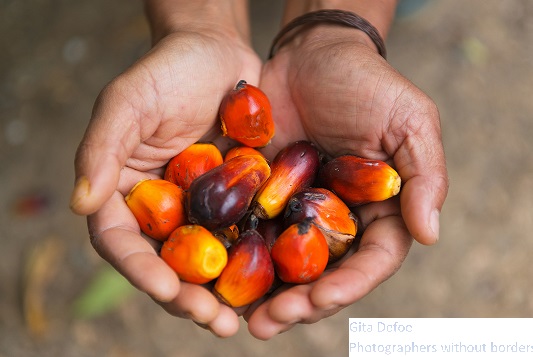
[[144, 0, 251, 44], [282, 0, 398, 40]]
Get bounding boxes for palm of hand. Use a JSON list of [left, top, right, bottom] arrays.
[[243, 40, 444, 339], [77, 30, 262, 201], [118, 31, 262, 175], [261, 41, 410, 159], [80, 31, 264, 338]]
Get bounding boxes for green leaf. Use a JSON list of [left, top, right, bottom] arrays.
[[72, 265, 136, 319]]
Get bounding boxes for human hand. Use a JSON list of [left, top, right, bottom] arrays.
[[245, 24, 449, 339], [70, 1, 262, 338]]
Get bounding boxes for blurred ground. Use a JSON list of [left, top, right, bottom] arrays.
[[1, 0, 533, 356]]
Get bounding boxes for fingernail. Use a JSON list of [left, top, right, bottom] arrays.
[[69, 176, 90, 211], [429, 209, 440, 242]]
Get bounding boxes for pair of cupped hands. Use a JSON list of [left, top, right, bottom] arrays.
[[70, 24, 448, 340]]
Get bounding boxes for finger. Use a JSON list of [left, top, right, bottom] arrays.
[[244, 276, 341, 340], [400, 173, 448, 245], [246, 299, 296, 340], [245, 216, 409, 339], [116, 167, 162, 196], [157, 282, 240, 337], [391, 99, 449, 245], [70, 77, 154, 216], [352, 196, 400, 232], [309, 215, 412, 309], [267, 282, 343, 323], [156, 282, 219, 322], [195, 304, 242, 338], [88, 191, 180, 303]]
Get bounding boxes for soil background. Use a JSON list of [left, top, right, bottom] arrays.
[[1, 1, 533, 356]]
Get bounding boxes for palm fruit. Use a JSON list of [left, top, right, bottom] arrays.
[[125, 179, 188, 241], [161, 225, 228, 284], [319, 155, 401, 206], [224, 146, 265, 162], [187, 155, 271, 231], [213, 229, 275, 307], [219, 80, 275, 148], [270, 219, 329, 284], [164, 142, 223, 190], [252, 140, 320, 220], [284, 187, 357, 263]]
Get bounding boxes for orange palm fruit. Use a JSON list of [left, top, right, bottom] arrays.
[[213, 229, 274, 307], [125, 179, 188, 241], [160, 225, 228, 284], [270, 219, 329, 284], [319, 155, 401, 206], [164, 142, 223, 190], [219, 80, 275, 148], [252, 140, 320, 220], [284, 187, 358, 263], [187, 155, 271, 231], [224, 146, 265, 162]]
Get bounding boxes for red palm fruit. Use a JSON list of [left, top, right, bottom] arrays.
[[213, 229, 275, 307], [224, 146, 265, 162], [164, 142, 223, 190], [284, 187, 357, 263], [319, 155, 401, 206], [161, 225, 228, 284], [125, 179, 188, 241], [252, 141, 320, 220], [187, 155, 271, 231], [244, 214, 285, 252], [219, 80, 275, 148], [270, 219, 329, 284]]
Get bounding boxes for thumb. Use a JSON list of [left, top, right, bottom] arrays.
[[70, 80, 144, 216], [394, 103, 449, 245], [400, 173, 448, 245]]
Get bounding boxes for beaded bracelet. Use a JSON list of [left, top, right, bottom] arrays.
[[268, 9, 387, 60]]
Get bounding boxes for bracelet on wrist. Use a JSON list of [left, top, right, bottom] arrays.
[[268, 9, 387, 60]]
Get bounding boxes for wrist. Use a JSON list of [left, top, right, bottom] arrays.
[[144, 0, 250, 45], [270, 9, 387, 60], [285, 23, 379, 56], [282, 0, 398, 41]]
